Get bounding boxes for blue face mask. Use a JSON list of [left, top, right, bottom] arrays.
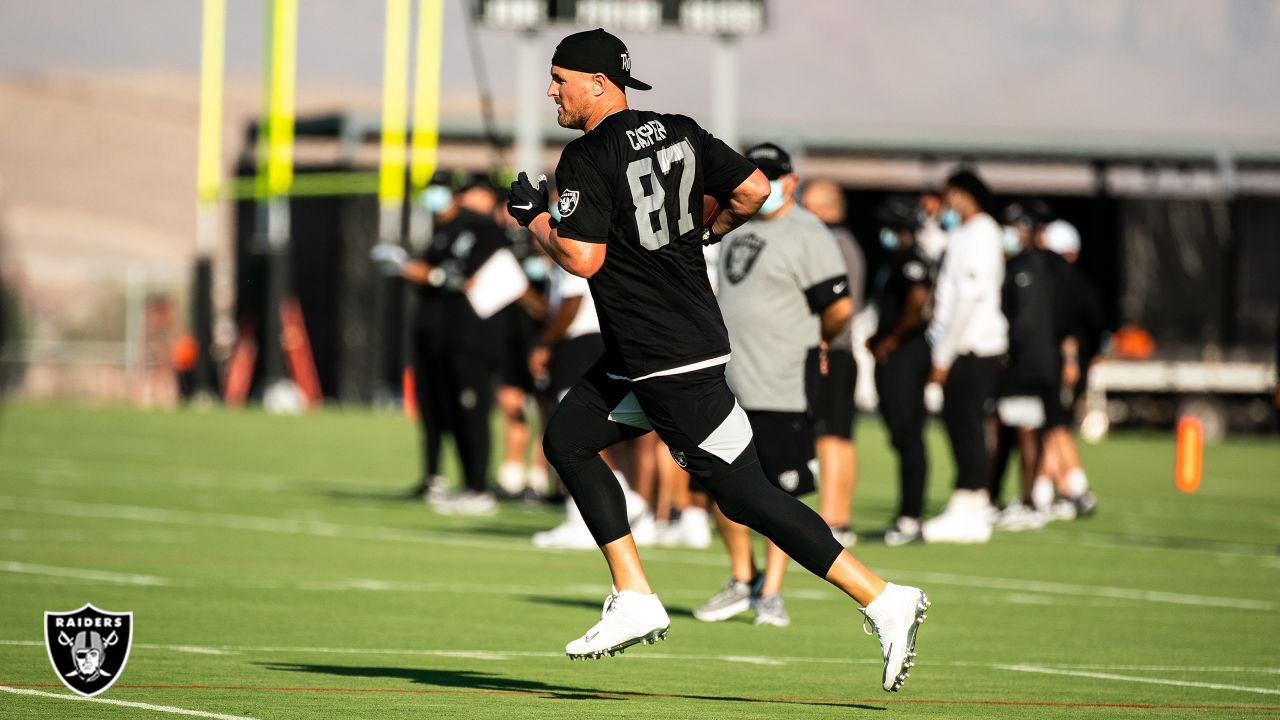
[[940, 208, 961, 230], [522, 255, 549, 282], [758, 180, 786, 215], [879, 228, 900, 251], [421, 185, 453, 214], [1002, 226, 1022, 256]]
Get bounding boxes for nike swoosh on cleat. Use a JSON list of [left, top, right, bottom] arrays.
[[584, 631, 599, 642], [511, 203, 534, 210]]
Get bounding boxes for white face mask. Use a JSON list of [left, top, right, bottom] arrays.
[[421, 185, 452, 214], [1002, 226, 1023, 256], [758, 180, 786, 215]]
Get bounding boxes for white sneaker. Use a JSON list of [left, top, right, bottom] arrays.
[[830, 525, 857, 547], [860, 583, 930, 692], [995, 501, 1049, 532], [675, 507, 712, 549], [1049, 497, 1079, 521], [884, 516, 922, 547], [630, 511, 658, 547], [431, 490, 498, 516], [565, 589, 670, 660], [922, 491, 992, 544]]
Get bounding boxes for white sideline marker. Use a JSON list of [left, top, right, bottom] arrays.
[[0, 686, 257, 720]]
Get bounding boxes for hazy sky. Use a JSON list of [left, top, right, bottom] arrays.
[[3, 0, 1279, 152]]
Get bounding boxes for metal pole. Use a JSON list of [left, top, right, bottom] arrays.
[[514, 28, 543, 176], [710, 33, 739, 150]]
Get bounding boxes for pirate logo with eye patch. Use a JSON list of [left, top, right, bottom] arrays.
[[45, 604, 133, 697]]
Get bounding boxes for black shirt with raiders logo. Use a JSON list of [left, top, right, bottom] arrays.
[[871, 246, 934, 346], [552, 109, 758, 379], [414, 208, 510, 359]]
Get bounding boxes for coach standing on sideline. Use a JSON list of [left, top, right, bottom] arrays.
[[693, 143, 853, 627], [800, 179, 865, 546], [868, 198, 935, 546], [504, 28, 928, 692], [402, 171, 508, 516], [922, 169, 1008, 544]]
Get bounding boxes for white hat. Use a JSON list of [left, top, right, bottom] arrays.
[[1042, 219, 1081, 256]]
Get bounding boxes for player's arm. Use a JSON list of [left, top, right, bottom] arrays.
[[874, 284, 930, 360], [708, 169, 770, 240], [819, 297, 854, 343], [527, 213, 607, 278]]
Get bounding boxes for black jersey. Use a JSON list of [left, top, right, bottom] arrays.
[[552, 109, 758, 379], [414, 208, 510, 359], [870, 246, 933, 346], [1002, 248, 1059, 385]]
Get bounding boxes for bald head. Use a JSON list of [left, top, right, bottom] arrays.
[[801, 180, 846, 225]]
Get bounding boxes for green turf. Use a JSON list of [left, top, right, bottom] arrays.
[[1, 401, 1277, 719]]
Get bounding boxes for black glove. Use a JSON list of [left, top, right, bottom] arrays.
[[507, 172, 549, 227]]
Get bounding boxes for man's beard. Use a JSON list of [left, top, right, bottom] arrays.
[[556, 103, 586, 130]]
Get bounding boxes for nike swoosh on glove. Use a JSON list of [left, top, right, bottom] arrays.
[[507, 172, 549, 227]]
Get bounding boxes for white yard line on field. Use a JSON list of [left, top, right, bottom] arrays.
[[5, 639, 1280, 684], [0, 685, 257, 719], [3, 494, 1275, 612], [994, 664, 1280, 696]]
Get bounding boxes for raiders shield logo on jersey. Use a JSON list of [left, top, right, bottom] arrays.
[[558, 190, 580, 218], [723, 233, 766, 284], [45, 604, 133, 697]]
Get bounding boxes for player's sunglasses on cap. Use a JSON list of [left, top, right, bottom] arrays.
[[745, 142, 793, 180], [552, 28, 652, 91]]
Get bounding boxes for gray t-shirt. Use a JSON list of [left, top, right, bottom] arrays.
[[828, 226, 865, 351], [718, 206, 848, 412]]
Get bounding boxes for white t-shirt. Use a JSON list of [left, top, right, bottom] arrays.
[[927, 212, 1009, 367], [548, 267, 600, 340]]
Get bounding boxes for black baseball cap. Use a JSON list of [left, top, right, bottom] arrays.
[[552, 28, 651, 92], [745, 143, 793, 180]]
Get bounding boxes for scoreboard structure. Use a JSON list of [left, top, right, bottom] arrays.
[[473, 0, 767, 35]]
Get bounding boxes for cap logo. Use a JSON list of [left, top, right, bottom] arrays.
[[620, 52, 631, 72]]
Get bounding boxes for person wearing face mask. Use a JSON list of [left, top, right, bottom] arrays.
[[867, 197, 936, 546], [799, 179, 866, 548], [402, 170, 513, 516], [695, 143, 854, 627], [922, 169, 1009, 544]]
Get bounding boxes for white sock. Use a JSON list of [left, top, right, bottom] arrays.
[[497, 461, 525, 494], [1031, 476, 1054, 511], [1065, 468, 1089, 498], [527, 466, 550, 495]]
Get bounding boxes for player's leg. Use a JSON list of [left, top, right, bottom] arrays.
[[635, 367, 929, 690], [924, 354, 997, 543], [413, 337, 449, 500], [877, 336, 929, 545], [543, 362, 669, 659], [495, 385, 530, 497], [812, 348, 858, 543], [753, 410, 817, 626], [439, 352, 497, 515]]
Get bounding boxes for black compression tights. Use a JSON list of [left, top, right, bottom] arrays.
[[543, 406, 843, 578]]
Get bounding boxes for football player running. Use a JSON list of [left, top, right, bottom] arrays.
[[506, 28, 929, 692]]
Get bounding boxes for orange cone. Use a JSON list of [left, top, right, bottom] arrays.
[[1175, 417, 1203, 493]]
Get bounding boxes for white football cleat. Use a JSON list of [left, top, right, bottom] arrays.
[[565, 589, 670, 660], [995, 500, 1049, 532], [860, 583, 930, 692], [922, 490, 992, 544]]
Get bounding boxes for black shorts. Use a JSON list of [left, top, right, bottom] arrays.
[[549, 333, 604, 398], [557, 359, 755, 482], [499, 305, 537, 391], [806, 347, 857, 439], [745, 410, 816, 497]]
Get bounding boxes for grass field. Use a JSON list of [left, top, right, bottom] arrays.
[[1, 401, 1278, 719]]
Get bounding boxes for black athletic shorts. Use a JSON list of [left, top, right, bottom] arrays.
[[549, 333, 605, 398], [558, 358, 755, 483], [745, 410, 816, 498], [500, 305, 537, 391], [806, 346, 857, 439]]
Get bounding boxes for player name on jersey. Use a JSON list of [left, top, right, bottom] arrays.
[[626, 120, 669, 151]]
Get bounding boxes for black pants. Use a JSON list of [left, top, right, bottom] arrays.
[[542, 359, 843, 578], [942, 353, 1002, 492], [413, 331, 495, 493], [874, 334, 931, 519]]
